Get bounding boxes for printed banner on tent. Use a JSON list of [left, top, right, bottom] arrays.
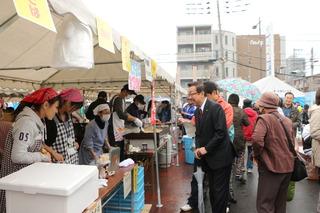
[[151, 81, 156, 125], [121, 36, 131, 72], [96, 17, 115, 54], [129, 60, 141, 91], [13, 0, 56, 32], [144, 58, 153, 82], [151, 59, 157, 78]]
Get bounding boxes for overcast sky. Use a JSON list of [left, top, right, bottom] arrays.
[[87, 0, 320, 76]]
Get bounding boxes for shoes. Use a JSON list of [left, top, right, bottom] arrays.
[[180, 204, 192, 211], [247, 168, 253, 173], [230, 197, 237, 204], [226, 207, 230, 213]]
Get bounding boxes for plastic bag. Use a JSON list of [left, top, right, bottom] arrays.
[[52, 14, 94, 69], [287, 181, 295, 201]]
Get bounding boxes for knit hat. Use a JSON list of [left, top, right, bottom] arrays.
[[22, 88, 58, 104], [256, 92, 279, 109], [59, 88, 83, 102]]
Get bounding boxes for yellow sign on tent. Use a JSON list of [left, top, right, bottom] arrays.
[[121, 36, 131, 72], [96, 17, 115, 54], [151, 59, 157, 78], [13, 0, 56, 32]]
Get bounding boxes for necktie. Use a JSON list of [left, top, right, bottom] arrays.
[[199, 108, 203, 120]]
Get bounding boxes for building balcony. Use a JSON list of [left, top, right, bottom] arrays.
[[177, 35, 194, 44], [177, 51, 213, 62], [194, 34, 212, 43]]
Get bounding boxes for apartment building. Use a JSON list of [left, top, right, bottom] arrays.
[[177, 25, 237, 88]]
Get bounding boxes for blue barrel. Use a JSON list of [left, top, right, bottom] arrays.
[[182, 136, 194, 164]]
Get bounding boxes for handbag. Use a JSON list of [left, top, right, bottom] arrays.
[[271, 113, 307, 182]]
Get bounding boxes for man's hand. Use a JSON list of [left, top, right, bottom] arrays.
[[198, 147, 207, 155], [194, 147, 207, 159]]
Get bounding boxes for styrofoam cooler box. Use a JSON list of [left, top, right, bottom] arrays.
[[0, 162, 99, 213]]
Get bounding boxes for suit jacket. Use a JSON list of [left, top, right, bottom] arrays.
[[195, 99, 235, 170]]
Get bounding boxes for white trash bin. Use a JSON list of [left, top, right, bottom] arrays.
[[0, 162, 99, 213]]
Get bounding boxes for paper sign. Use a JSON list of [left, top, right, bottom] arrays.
[[151, 81, 156, 125], [13, 0, 56, 32], [129, 60, 141, 91], [133, 165, 138, 193], [96, 17, 115, 54], [151, 59, 157, 78], [123, 171, 132, 199], [121, 36, 131, 72], [145, 58, 153, 82]]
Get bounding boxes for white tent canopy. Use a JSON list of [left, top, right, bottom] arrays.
[[253, 76, 305, 98], [0, 0, 185, 99]]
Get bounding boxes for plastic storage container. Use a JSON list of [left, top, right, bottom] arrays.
[[182, 136, 195, 164], [104, 167, 144, 213], [0, 162, 99, 213]]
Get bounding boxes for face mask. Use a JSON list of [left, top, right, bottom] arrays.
[[138, 104, 145, 110], [101, 114, 110, 122]]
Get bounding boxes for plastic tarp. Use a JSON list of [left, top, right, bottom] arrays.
[[253, 76, 305, 98], [0, 0, 184, 97]]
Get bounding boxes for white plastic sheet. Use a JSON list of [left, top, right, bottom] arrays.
[[194, 166, 205, 213], [51, 14, 94, 69]]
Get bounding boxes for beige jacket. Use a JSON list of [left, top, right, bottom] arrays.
[[309, 105, 320, 167]]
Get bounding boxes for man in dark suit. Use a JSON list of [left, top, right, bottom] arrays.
[[189, 81, 235, 213]]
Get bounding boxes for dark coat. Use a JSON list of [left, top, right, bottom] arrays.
[[195, 99, 235, 171], [232, 106, 250, 154]]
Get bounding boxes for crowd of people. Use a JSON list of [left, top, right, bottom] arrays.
[[0, 81, 319, 213], [179, 81, 320, 213], [0, 83, 177, 213]]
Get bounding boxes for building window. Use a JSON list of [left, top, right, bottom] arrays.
[[178, 28, 193, 36], [181, 79, 193, 88], [215, 35, 219, 44], [225, 51, 228, 60], [196, 44, 211, 52], [233, 68, 235, 77], [216, 67, 219, 77], [225, 35, 228, 45], [197, 64, 209, 71], [215, 50, 219, 59], [233, 52, 235, 61], [180, 64, 192, 71], [195, 27, 211, 35], [178, 45, 193, 53], [226, 67, 229, 77], [232, 37, 235, 47]]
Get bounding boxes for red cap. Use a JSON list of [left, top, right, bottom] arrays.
[[59, 88, 83, 102], [22, 88, 58, 104]]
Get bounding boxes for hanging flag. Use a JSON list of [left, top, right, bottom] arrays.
[[151, 81, 156, 125], [13, 0, 56, 32], [129, 60, 141, 91], [96, 17, 115, 54], [151, 59, 157, 78], [145, 58, 153, 82], [121, 36, 131, 72]]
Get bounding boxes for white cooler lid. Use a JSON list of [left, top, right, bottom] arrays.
[[0, 162, 98, 196]]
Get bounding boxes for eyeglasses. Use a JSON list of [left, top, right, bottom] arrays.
[[188, 92, 198, 97]]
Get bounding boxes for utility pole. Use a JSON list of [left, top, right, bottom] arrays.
[[217, 0, 225, 80], [311, 47, 314, 76]]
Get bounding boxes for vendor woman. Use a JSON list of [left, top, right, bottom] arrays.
[[44, 88, 83, 164], [79, 104, 110, 165], [0, 88, 59, 213]]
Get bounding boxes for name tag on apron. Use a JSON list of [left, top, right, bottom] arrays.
[[67, 137, 77, 156]]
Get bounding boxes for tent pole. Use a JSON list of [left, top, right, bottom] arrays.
[[151, 83, 163, 208]]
